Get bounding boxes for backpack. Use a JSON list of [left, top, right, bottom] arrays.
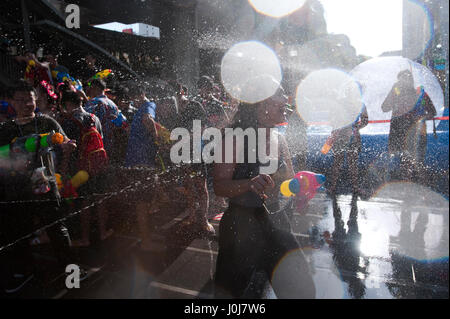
[[71, 114, 109, 176]]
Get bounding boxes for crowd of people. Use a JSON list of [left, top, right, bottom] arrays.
[[0, 48, 438, 298], [0, 50, 239, 294]]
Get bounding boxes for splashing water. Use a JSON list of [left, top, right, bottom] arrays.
[[248, 0, 306, 18], [295, 68, 364, 129]]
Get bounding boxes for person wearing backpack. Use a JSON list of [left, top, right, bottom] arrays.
[[85, 79, 128, 167], [59, 91, 112, 246], [382, 70, 437, 182], [0, 80, 84, 293]]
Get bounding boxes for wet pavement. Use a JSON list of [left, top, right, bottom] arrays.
[[302, 190, 448, 299], [4, 183, 448, 299], [58, 182, 450, 299]]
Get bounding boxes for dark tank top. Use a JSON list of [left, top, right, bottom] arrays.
[[229, 136, 289, 209]]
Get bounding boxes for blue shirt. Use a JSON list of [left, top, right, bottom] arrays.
[[125, 101, 158, 167], [85, 95, 123, 153]]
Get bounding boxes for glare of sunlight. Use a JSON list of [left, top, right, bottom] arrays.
[[320, 0, 403, 57], [248, 0, 306, 18], [359, 226, 389, 257], [221, 41, 282, 104], [295, 68, 363, 129]]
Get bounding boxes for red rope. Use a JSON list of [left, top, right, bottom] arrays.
[[308, 116, 449, 125]]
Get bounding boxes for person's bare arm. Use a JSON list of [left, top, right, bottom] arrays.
[[14, 55, 29, 63], [76, 89, 89, 102], [59, 139, 77, 176], [26, 54, 51, 71], [213, 162, 248, 197]]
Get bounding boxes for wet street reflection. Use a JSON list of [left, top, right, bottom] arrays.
[[55, 185, 448, 299], [301, 186, 448, 299]]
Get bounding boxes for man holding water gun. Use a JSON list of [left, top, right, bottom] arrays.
[[0, 80, 82, 294]]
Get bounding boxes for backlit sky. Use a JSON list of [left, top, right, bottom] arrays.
[[96, 0, 404, 58], [320, 0, 403, 57]]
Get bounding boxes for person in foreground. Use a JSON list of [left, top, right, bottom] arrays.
[[212, 87, 316, 299]]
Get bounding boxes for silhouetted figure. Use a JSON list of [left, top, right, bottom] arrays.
[[328, 105, 368, 199], [381, 70, 436, 181], [213, 88, 315, 299]]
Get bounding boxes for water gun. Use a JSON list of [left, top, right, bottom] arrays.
[[24, 60, 52, 84], [111, 111, 128, 128], [280, 171, 326, 211], [320, 132, 337, 155], [24, 60, 37, 82], [88, 69, 112, 86], [52, 70, 83, 91], [55, 170, 89, 199], [154, 122, 173, 172], [0, 132, 65, 158], [154, 122, 172, 146], [25, 60, 35, 76]]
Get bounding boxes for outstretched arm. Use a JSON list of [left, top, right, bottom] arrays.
[[423, 93, 437, 121]]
